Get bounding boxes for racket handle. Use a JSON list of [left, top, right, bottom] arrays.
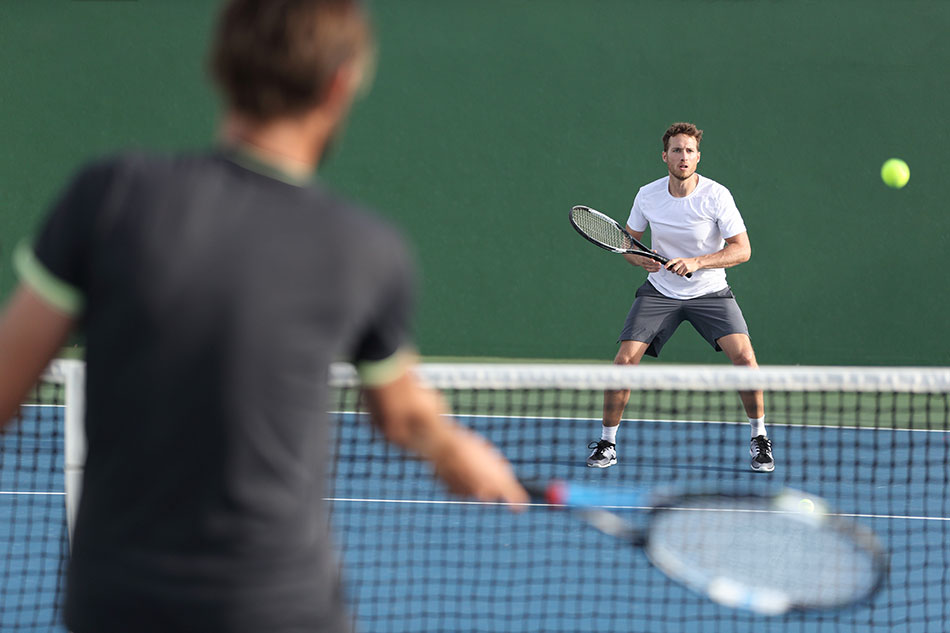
[[664, 264, 693, 279], [654, 255, 693, 279], [526, 480, 651, 508]]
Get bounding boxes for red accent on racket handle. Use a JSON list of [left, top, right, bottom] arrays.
[[545, 480, 567, 505]]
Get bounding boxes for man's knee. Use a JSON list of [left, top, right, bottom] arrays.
[[730, 346, 757, 367], [718, 333, 757, 367], [614, 344, 646, 366]]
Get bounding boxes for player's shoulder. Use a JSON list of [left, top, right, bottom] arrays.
[[83, 149, 198, 172], [50, 152, 159, 209], [105, 148, 296, 182], [71, 150, 224, 189], [321, 188, 400, 234], [635, 176, 670, 201], [695, 174, 733, 198], [65, 151, 141, 185], [309, 184, 412, 259], [639, 176, 669, 193]]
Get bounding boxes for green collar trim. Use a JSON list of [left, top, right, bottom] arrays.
[[224, 145, 316, 187]]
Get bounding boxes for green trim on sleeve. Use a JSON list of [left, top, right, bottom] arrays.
[[357, 349, 411, 387], [13, 241, 84, 316]]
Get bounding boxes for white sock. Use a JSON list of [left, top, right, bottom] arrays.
[[601, 425, 618, 444], [749, 417, 767, 438]]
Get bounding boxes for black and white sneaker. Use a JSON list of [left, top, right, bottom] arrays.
[[750, 435, 774, 472], [586, 440, 617, 468]]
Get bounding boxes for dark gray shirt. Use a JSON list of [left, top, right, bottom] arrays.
[[23, 150, 414, 632]]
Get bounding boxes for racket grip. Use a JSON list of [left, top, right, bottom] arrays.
[[664, 264, 693, 279], [527, 480, 650, 508], [522, 480, 563, 504], [656, 255, 692, 279]]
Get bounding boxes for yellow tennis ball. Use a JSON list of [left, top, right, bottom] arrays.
[[798, 498, 815, 513], [881, 158, 910, 189]]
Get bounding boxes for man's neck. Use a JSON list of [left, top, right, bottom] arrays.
[[667, 173, 699, 198], [219, 112, 332, 178]]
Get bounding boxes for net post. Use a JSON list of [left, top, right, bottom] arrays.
[[48, 359, 86, 545]]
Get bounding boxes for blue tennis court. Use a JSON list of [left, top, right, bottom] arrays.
[[330, 411, 949, 633], [2, 392, 948, 632]]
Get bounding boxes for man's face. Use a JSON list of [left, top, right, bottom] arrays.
[[662, 134, 700, 181]]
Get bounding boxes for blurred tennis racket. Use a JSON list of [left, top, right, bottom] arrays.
[[569, 204, 692, 278], [525, 480, 887, 615]]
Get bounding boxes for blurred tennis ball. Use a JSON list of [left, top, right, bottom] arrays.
[[881, 158, 910, 189], [798, 498, 816, 513]]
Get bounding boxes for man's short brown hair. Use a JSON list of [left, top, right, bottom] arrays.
[[210, 0, 373, 121], [662, 122, 703, 152]]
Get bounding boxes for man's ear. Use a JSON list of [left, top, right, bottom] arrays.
[[322, 63, 360, 115]]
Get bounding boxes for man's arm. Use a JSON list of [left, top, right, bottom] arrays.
[[361, 368, 528, 509], [0, 285, 76, 426], [622, 226, 662, 273], [665, 231, 751, 277]]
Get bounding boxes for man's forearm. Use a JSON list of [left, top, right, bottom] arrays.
[[694, 241, 750, 270], [0, 286, 75, 427], [622, 253, 652, 268]]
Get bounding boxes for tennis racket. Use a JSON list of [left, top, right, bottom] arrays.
[[525, 480, 887, 615], [569, 204, 692, 278]]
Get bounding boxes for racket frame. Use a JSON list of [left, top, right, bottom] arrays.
[[529, 480, 888, 615], [569, 205, 692, 278]]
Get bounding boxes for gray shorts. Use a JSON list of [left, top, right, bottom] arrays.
[[619, 281, 750, 357]]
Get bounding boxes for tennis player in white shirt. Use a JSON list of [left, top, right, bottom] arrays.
[[586, 122, 773, 473]]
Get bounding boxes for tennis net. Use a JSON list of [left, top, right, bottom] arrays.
[[2, 361, 949, 632], [0, 361, 81, 633]]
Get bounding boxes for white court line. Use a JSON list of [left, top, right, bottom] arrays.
[[4, 492, 946, 523], [325, 497, 950, 522]]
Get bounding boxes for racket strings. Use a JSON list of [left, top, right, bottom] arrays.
[[646, 502, 882, 611], [572, 210, 633, 250]]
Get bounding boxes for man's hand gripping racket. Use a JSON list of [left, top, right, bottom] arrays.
[[569, 205, 692, 278]]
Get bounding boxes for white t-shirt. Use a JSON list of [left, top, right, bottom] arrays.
[[627, 174, 746, 300]]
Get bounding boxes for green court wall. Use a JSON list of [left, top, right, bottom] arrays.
[[1, 1, 948, 365]]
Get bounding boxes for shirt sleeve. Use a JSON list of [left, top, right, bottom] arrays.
[[716, 188, 747, 239], [15, 160, 114, 316], [352, 233, 417, 387], [626, 191, 647, 232]]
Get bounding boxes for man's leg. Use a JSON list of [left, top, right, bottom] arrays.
[[717, 333, 773, 472], [717, 333, 763, 418], [604, 340, 651, 425], [588, 340, 650, 468]]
